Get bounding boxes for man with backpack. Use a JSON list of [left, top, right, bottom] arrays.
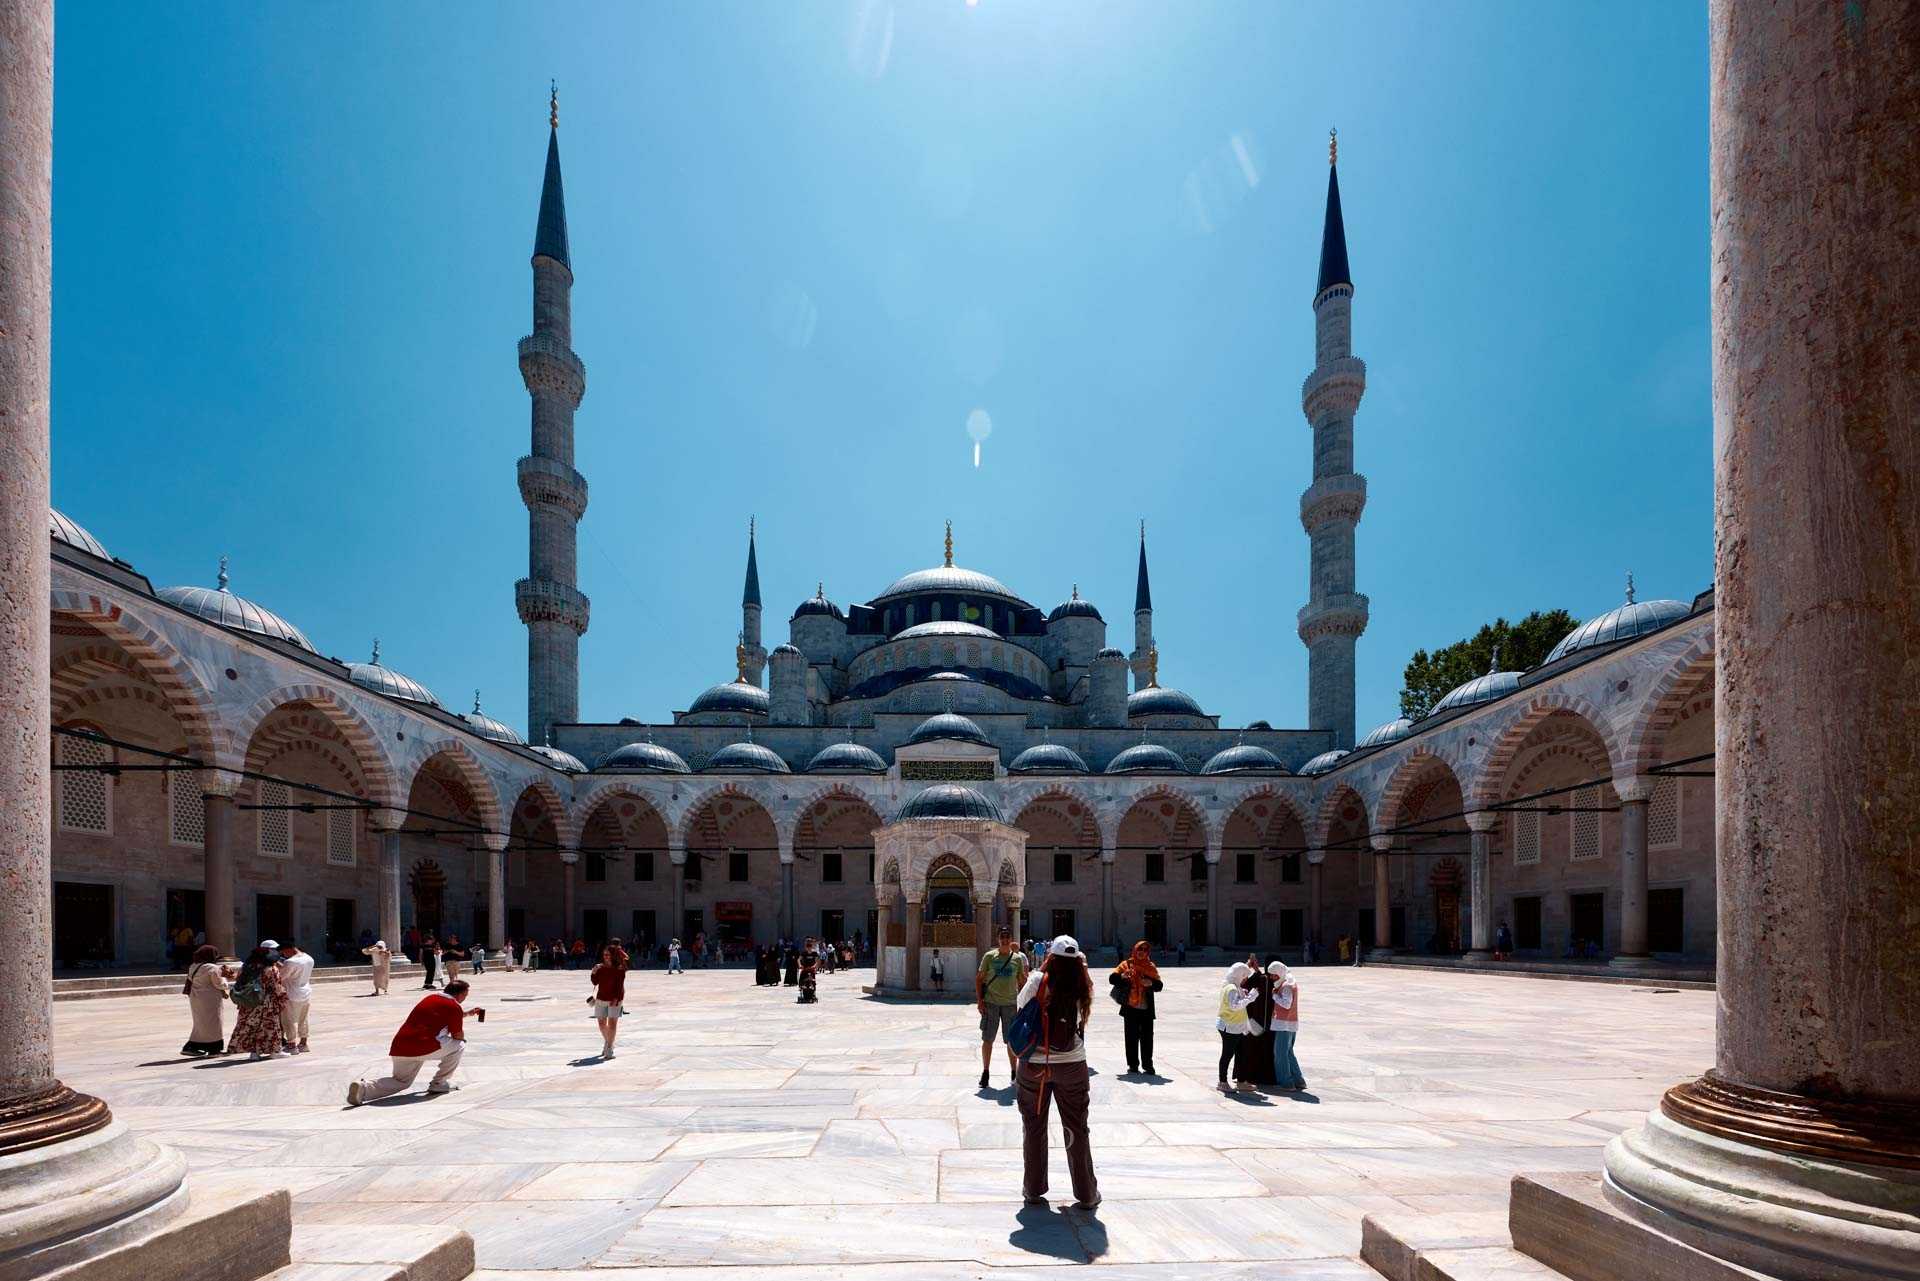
[[975, 926, 1029, 1090]]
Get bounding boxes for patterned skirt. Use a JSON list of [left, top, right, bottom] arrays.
[[228, 1000, 285, 1054]]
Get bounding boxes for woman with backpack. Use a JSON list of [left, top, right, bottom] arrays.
[[180, 945, 233, 1056], [1012, 935, 1100, 1211], [227, 945, 289, 1059], [1215, 961, 1261, 1092]]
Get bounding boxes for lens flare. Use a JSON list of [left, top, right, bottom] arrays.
[[966, 408, 992, 468]]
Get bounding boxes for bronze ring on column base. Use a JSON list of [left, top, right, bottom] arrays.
[[1662, 1071, 1920, 1171], [0, 1081, 113, 1156]]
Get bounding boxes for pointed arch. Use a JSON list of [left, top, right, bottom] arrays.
[[235, 683, 401, 809], [1218, 782, 1311, 837], [1466, 692, 1621, 809], [674, 782, 779, 847], [509, 776, 579, 852], [1313, 782, 1369, 849], [405, 738, 506, 837], [1374, 748, 1467, 834], [1622, 630, 1716, 773], [50, 589, 223, 766], [1116, 784, 1213, 848]]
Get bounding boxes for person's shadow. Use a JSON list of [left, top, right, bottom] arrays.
[[1065, 1205, 1109, 1260], [567, 1055, 606, 1068], [1008, 1205, 1085, 1262]]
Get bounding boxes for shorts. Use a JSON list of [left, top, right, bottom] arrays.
[[591, 999, 624, 1019], [979, 1002, 1017, 1043]]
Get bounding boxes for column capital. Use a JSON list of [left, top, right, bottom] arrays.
[[1099, 842, 1117, 864], [366, 806, 408, 834], [667, 838, 687, 864], [1612, 774, 1657, 803], [558, 848, 579, 865], [200, 771, 246, 800], [1369, 834, 1396, 853], [777, 830, 795, 864], [1464, 810, 1500, 833], [478, 831, 510, 854]]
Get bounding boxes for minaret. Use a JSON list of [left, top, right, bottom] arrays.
[[1296, 129, 1369, 748], [515, 84, 591, 742], [1131, 520, 1155, 692], [740, 517, 765, 686]]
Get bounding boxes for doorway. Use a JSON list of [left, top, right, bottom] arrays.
[[326, 898, 356, 955], [53, 881, 114, 967], [1188, 909, 1209, 947], [1050, 909, 1076, 940], [1429, 857, 1464, 953], [255, 893, 293, 946], [1649, 888, 1685, 954], [1569, 892, 1605, 954], [1514, 895, 1543, 950], [409, 860, 446, 937], [1142, 908, 1168, 946], [821, 909, 845, 942], [583, 908, 609, 946], [1233, 908, 1258, 948]]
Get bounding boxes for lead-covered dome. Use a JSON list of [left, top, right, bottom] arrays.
[[874, 565, 1025, 603], [1356, 716, 1413, 749], [703, 740, 790, 773], [1128, 687, 1207, 719], [908, 711, 995, 748], [529, 744, 587, 773], [687, 680, 771, 717], [348, 642, 441, 708], [1298, 748, 1351, 776], [807, 740, 887, 773], [791, 586, 844, 620], [599, 740, 692, 774], [1105, 742, 1189, 774], [895, 620, 999, 642], [1202, 743, 1287, 775], [463, 694, 524, 745], [158, 560, 316, 653], [894, 784, 1004, 823], [1545, 586, 1692, 665], [50, 508, 110, 560], [1009, 741, 1090, 774], [1047, 591, 1102, 623], [1431, 669, 1521, 716]]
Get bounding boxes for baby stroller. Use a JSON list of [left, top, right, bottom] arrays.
[[797, 956, 819, 1004]]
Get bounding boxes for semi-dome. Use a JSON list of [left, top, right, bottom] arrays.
[[599, 740, 692, 774], [806, 740, 887, 773], [791, 587, 844, 620], [1128, 687, 1207, 719], [528, 744, 588, 773], [894, 783, 1004, 823], [1356, 716, 1413, 749], [894, 620, 1000, 642], [703, 740, 790, 773], [1105, 742, 1189, 774], [50, 508, 110, 560], [1545, 584, 1692, 665], [1047, 589, 1103, 623], [1202, 743, 1287, 775], [158, 560, 316, 653], [1431, 669, 1521, 716], [874, 565, 1025, 604], [347, 642, 442, 708], [1298, 749, 1351, 776], [687, 680, 771, 717], [1008, 741, 1090, 774], [463, 693, 524, 745], [907, 711, 994, 748]]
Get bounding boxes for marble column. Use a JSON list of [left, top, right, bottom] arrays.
[[1601, 6, 1920, 1276], [669, 842, 686, 941], [1609, 776, 1653, 969], [973, 896, 993, 956], [201, 788, 238, 956], [873, 902, 890, 983], [1368, 836, 1394, 958], [484, 833, 507, 953], [1204, 841, 1222, 947], [1464, 812, 1496, 961], [778, 835, 795, 941], [1307, 855, 1324, 949], [903, 900, 923, 992], [377, 824, 403, 951], [559, 852, 577, 939], [1099, 843, 1116, 949]]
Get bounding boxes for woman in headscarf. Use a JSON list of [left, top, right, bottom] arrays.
[[1108, 941, 1164, 1076], [180, 944, 232, 1056], [1269, 960, 1306, 1091], [227, 945, 289, 1059], [1013, 936, 1100, 1210], [362, 938, 392, 995], [1214, 961, 1261, 1093], [1238, 955, 1279, 1089], [783, 943, 800, 988]]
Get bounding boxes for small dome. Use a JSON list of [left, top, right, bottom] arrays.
[[1095, 647, 1127, 661], [1128, 687, 1207, 719], [771, 643, 804, 659], [894, 783, 1004, 823], [462, 694, 523, 745], [875, 565, 1024, 603], [1246, 720, 1272, 731], [1298, 748, 1351, 776], [1009, 742, 1090, 774], [1047, 592, 1103, 623], [1432, 669, 1521, 716], [599, 740, 692, 774], [347, 643, 441, 708], [158, 561, 316, 653], [923, 671, 977, 683], [806, 740, 887, 773], [1105, 742, 1189, 774], [528, 743, 587, 773], [894, 620, 1000, 642], [908, 711, 994, 748], [1546, 592, 1692, 665], [1202, 743, 1287, 775], [703, 740, 790, 773], [50, 508, 110, 560], [687, 681, 771, 717], [791, 588, 844, 621], [1356, 716, 1414, 749]]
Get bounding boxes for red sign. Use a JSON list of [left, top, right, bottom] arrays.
[[714, 901, 754, 923]]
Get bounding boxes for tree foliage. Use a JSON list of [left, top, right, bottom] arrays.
[[1399, 609, 1579, 721]]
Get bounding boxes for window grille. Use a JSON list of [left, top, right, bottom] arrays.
[[326, 808, 356, 866], [1571, 787, 1601, 860], [58, 734, 113, 834], [169, 777, 204, 847], [257, 781, 290, 857], [1648, 777, 1681, 848], [1512, 809, 1541, 866]]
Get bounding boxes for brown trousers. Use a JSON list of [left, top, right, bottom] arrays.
[[1016, 1058, 1098, 1204]]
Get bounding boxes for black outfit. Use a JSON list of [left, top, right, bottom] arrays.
[[1107, 967, 1164, 1074], [783, 950, 799, 986], [1239, 972, 1278, 1085], [420, 947, 439, 988]]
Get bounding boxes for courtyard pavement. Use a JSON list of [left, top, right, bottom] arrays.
[[53, 961, 1713, 1279]]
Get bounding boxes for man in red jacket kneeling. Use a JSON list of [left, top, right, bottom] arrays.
[[346, 979, 481, 1106]]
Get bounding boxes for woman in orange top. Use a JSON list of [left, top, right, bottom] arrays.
[[1107, 941, 1164, 1076]]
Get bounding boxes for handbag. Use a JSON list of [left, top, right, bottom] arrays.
[[181, 963, 196, 997]]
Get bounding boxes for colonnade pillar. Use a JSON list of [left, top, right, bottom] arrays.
[[1306, 855, 1324, 950], [1464, 812, 1496, 961], [1609, 776, 1654, 969], [903, 900, 923, 991], [559, 851, 577, 939], [668, 840, 686, 942], [483, 832, 507, 953], [374, 818, 404, 952], [1099, 840, 1116, 950], [1203, 835, 1222, 947], [778, 830, 795, 941], [973, 895, 993, 956], [873, 902, 890, 983], [1368, 835, 1394, 958], [201, 785, 239, 956]]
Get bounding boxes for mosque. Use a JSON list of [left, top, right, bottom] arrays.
[[45, 101, 1717, 986]]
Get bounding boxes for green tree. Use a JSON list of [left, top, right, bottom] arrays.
[[1399, 609, 1579, 721]]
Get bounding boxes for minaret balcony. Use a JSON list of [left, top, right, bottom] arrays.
[[1300, 356, 1367, 424], [515, 577, 591, 635], [518, 332, 587, 406], [1297, 593, 1370, 644], [517, 455, 589, 521], [1299, 473, 1368, 532]]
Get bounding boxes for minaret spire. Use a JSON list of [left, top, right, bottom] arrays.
[[534, 84, 570, 268], [739, 517, 765, 687], [1130, 520, 1156, 692], [1317, 128, 1351, 296]]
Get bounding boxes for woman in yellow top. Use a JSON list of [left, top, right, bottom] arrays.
[[1214, 961, 1261, 1093]]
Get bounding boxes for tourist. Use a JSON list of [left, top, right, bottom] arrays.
[[228, 944, 289, 1060], [471, 940, 486, 975], [1268, 960, 1306, 1091], [570, 937, 588, 970], [975, 926, 1029, 1089], [667, 937, 683, 974], [1032, 936, 1050, 969], [930, 948, 945, 989], [1012, 935, 1099, 1210], [180, 944, 232, 1056], [420, 933, 440, 989], [798, 944, 819, 1003], [783, 944, 799, 987], [1494, 921, 1513, 961], [171, 923, 195, 970], [1176, 940, 1187, 967], [1214, 961, 1260, 1092], [346, 979, 482, 1105], [1237, 957, 1277, 1089], [590, 943, 627, 1059], [278, 939, 315, 1054], [443, 936, 464, 984], [362, 938, 392, 994], [1108, 940, 1163, 1076], [403, 926, 421, 963]]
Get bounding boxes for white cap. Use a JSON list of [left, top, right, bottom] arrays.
[[258, 939, 280, 950], [1049, 934, 1082, 958]]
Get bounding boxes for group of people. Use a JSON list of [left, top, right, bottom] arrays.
[[180, 937, 316, 1060], [753, 937, 854, 1002], [1215, 957, 1306, 1093]]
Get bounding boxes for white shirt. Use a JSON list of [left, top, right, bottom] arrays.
[[280, 951, 315, 1002]]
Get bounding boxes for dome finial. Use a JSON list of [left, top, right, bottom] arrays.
[[1071, 583, 1080, 601], [816, 580, 824, 599], [1625, 571, 1636, 605], [943, 519, 954, 568], [736, 631, 751, 683], [369, 638, 381, 665], [217, 555, 230, 591], [549, 80, 558, 130], [1144, 644, 1160, 689], [1329, 126, 1337, 167], [1487, 642, 1501, 676], [473, 689, 483, 715]]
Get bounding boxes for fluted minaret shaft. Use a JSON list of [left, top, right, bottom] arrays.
[[516, 103, 589, 742], [1297, 144, 1368, 747]]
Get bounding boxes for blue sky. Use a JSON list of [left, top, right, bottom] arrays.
[[51, 3, 1710, 736]]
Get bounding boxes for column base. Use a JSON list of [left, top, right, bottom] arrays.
[[1603, 1105, 1920, 1281], [0, 1117, 190, 1280], [1608, 952, 1660, 972]]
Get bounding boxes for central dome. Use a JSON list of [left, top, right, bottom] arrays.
[[894, 784, 1004, 823], [894, 620, 1000, 642], [873, 565, 1025, 604], [907, 711, 995, 748]]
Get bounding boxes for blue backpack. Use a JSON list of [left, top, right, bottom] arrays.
[[1006, 978, 1050, 1061]]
